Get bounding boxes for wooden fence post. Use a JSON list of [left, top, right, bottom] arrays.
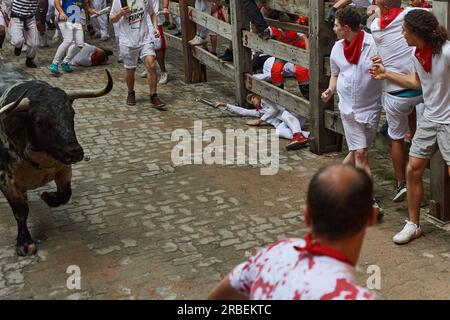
[[179, 0, 207, 83], [230, 0, 252, 106], [429, 0, 450, 222], [308, 0, 342, 154]]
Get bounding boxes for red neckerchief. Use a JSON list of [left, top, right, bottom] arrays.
[[379, 7, 404, 29], [422, 2, 431, 8], [294, 234, 355, 266], [343, 30, 365, 65], [255, 101, 262, 111], [415, 44, 433, 73], [215, 5, 225, 22]]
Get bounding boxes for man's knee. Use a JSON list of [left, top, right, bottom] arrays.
[[354, 149, 368, 162], [407, 161, 425, 180]]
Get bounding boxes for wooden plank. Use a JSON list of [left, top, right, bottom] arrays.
[[430, 152, 450, 222], [324, 110, 344, 136], [308, 0, 342, 154], [230, 0, 253, 106], [192, 46, 235, 80], [264, 18, 309, 33], [169, 1, 180, 15], [165, 33, 182, 52], [187, 6, 233, 41], [242, 31, 309, 68], [179, 0, 207, 83], [429, 0, 450, 222], [245, 74, 310, 119], [262, 0, 309, 16], [324, 57, 331, 77]]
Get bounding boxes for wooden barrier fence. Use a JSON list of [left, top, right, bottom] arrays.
[[165, 0, 449, 223]]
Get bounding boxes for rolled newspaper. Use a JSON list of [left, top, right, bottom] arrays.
[[90, 6, 111, 18]]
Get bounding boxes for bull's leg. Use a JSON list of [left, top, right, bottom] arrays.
[[2, 191, 36, 256], [41, 166, 72, 207]]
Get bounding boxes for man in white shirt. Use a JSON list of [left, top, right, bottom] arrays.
[[110, 0, 166, 110], [370, 0, 426, 203], [322, 7, 382, 185], [371, 10, 450, 244]]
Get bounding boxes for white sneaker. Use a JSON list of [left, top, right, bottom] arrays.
[[190, 36, 207, 46], [158, 72, 168, 84], [140, 70, 148, 78], [393, 220, 421, 244], [188, 35, 199, 45]]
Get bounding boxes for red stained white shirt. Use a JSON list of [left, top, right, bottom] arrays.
[[229, 238, 374, 300]]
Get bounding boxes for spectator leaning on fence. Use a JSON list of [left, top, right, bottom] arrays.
[[322, 6, 383, 214], [370, 10, 450, 245], [188, 0, 212, 46], [239, 0, 270, 40], [208, 164, 377, 300], [109, 0, 166, 110]]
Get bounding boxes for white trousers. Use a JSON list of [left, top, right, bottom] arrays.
[[91, 0, 109, 38], [195, 0, 211, 39], [10, 17, 39, 58], [52, 22, 84, 64]]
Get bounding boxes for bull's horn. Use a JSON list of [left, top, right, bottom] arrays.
[[65, 70, 113, 100], [0, 91, 30, 117]]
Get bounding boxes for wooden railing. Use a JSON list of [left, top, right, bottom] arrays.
[[166, 0, 449, 223]]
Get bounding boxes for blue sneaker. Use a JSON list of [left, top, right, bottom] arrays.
[[61, 62, 73, 73], [50, 63, 60, 75]]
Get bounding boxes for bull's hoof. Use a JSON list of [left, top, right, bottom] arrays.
[[16, 242, 37, 256], [41, 192, 61, 207]]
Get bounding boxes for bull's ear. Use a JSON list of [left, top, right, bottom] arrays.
[[0, 92, 31, 119]]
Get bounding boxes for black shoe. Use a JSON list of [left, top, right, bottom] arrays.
[[25, 58, 37, 68], [14, 46, 22, 56], [174, 31, 182, 37], [379, 120, 389, 137], [220, 49, 233, 62]]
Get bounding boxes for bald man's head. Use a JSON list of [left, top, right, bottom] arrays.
[[306, 165, 373, 241]]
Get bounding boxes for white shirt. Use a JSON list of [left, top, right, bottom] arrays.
[[110, 0, 157, 48], [351, 0, 372, 8], [229, 238, 374, 300], [70, 43, 97, 66], [414, 42, 450, 124], [330, 31, 382, 123], [370, 7, 426, 93]]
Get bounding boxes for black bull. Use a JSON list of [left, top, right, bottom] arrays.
[[0, 70, 113, 256]]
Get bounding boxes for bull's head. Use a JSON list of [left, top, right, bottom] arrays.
[[0, 70, 113, 165]]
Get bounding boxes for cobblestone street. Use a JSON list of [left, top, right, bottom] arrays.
[[0, 36, 449, 300]]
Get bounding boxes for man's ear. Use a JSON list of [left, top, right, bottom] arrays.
[[367, 208, 378, 227], [304, 205, 312, 228]]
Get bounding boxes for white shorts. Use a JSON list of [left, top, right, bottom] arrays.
[[0, 10, 5, 27], [382, 93, 423, 140], [120, 43, 156, 69], [341, 113, 380, 151]]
